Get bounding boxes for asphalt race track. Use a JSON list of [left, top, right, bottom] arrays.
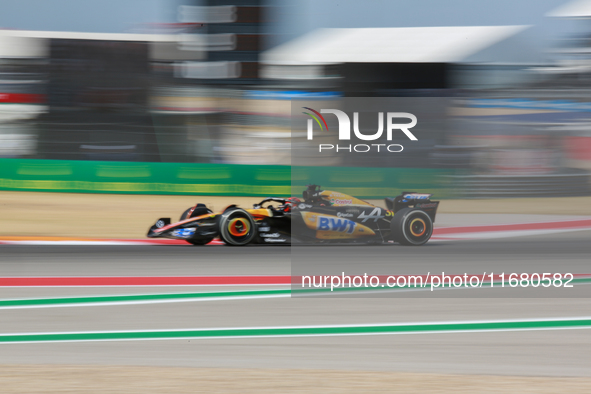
[[2, 230, 591, 276], [1, 231, 591, 377]]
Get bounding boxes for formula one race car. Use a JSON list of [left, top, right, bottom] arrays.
[[147, 185, 439, 246]]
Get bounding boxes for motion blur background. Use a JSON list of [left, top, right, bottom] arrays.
[[2, 0, 591, 197], [4, 2, 591, 393]]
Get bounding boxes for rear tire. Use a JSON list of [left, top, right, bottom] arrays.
[[391, 208, 433, 246], [219, 208, 257, 246]]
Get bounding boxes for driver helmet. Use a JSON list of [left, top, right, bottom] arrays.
[[283, 197, 301, 212]]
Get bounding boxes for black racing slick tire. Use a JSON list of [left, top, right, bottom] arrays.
[[180, 208, 193, 221], [180, 205, 214, 245], [180, 204, 212, 221], [218, 208, 257, 246], [186, 238, 214, 246], [391, 208, 433, 246]]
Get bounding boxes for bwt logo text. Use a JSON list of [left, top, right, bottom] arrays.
[[303, 107, 417, 153]]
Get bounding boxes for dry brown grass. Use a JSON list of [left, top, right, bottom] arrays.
[[0, 191, 263, 238], [1, 191, 590, 238], [0, 365, 590, 393]]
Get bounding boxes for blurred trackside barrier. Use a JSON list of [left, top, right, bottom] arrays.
[[0, 159, 454, 198]]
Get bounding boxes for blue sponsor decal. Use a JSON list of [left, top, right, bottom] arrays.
[[468, 98, 591, 112], [317, 217, 356, 234], [245, 90, 342, 100], [172, 228, 196, 238], [403, 194, 430, 200]]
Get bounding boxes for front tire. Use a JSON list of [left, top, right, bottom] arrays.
[[219, 208, 257, 246], [180, 204, 212, 221], [391, 208, 433, 246], [180, 205, 214, 245], [186, 238, 214, 246], [180, 208, 192, 221]]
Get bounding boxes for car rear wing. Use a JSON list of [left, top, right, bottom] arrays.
[[385, 192, 440, 223]]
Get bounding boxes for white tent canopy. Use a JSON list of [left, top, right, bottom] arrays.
[[547, 0, 591, 17], [0, 30, 180, 58], [261, 26, 528, 66]]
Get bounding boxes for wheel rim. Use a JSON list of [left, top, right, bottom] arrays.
[[409, 218, 426, 237], [401, 212, 432, 245], [228, 218, 250, 237], [220, 210, 256, 245]]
